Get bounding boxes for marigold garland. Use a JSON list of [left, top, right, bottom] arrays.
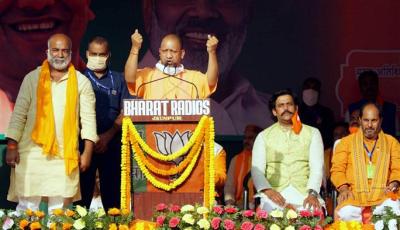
[[120, 116, 215, 208]]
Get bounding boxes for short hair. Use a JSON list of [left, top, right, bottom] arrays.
[[358, 70, 378, 84], [244, 124, 263, 135], [333, 121, 349, 130], [359, 102, 383, 118], [88, 36, 110, 52], [268, 89, 298, 113], [302, 77, 321, 92]]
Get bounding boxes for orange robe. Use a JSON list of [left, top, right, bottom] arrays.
[[331, 129, 400, 208], [127, 68, 216, 99]]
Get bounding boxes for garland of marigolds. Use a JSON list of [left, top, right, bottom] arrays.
[[120, 116, 216, 209]]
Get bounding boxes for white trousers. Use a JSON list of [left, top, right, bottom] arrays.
[[16, 196, 64, 214], [337, 198, 400, 222], [258, 185, 325, 212]]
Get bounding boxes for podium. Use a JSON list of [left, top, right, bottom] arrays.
[[122, 99, 215, 220]]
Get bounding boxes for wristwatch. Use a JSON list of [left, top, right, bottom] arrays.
[[308, 189, 319, 197]]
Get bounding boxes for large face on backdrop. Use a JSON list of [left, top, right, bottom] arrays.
[[145, 0, 251, 80], [0, 0, 93, 101]]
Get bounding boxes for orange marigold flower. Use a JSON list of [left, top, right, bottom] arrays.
[[25, 209, 33, 216], [19, 219, 30, 229], [108, 208, 121, 216], [65, 209, 75, 217], [30, 221, 41, 230], [362, 224, 375, 230], [109, 223, 118, 230], [62, 222, 73, 230], [34, 210, 45, 218], [53, 208, 64, 216], [121, 209, 130, 216], [118, 224, 129, 230]]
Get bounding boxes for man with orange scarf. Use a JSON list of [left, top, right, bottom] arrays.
[[224, 124, 262, 208], [5, 34, 98, 213], [251, 89, 324, 212], [331, 103, 400, 222]]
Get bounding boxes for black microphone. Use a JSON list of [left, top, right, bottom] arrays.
[[136, 64, 200, 99]]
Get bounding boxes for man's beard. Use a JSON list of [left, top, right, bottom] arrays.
[[148, 11, 247, 83], [47, 52, 71, 70]]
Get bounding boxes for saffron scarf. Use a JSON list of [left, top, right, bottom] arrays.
[[351, 129, 389, 205], [291, 110, 303, 134], [31, 60, 79, 175]]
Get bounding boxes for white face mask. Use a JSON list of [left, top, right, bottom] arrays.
[[302, 89, 319, 106], [155, 62, 184, 76], [87, 56, 108, 71]]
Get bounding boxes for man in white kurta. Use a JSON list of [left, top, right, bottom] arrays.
[[251, 89, 324, 212], [5, 34, 97, 212]]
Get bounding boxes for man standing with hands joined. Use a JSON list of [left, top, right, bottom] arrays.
[[124, 29, 219, 99]]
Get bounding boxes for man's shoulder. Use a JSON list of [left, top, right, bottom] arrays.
[[184, 69, 205, 77]]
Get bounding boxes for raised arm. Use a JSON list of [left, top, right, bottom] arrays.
[[206, 35, 219, 89], [124, 29, 143, 84]]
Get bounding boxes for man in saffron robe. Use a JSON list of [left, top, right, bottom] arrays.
[[5, 34, 98, 213], [124, 30, 219, 99], [251, 89, 324, 212], [331, 102, 400, 221], [224, 124, 262, 208]]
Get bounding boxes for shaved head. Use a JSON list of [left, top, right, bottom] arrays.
[[160, 34, 182, 50], [48, 33, 72, 49], [158, 34, 185, 66]]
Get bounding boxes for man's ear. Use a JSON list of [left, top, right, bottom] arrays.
[[181, 49, 185, 59], [272, 108, 277, 117], [86, 50, 90, 59]]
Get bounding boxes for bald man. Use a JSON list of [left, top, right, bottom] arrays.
[[5, 34, 97, 213], [124, 30, 218, 99]]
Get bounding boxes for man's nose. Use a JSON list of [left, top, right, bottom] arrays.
[[189, 0, 220, 20], [17, 0, 55, 10]]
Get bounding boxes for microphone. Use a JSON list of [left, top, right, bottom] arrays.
[[136, 64, 200, 99]]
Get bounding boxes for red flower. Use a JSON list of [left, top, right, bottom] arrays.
[[169, 217, 180, 228], [156, 203, 168, 211], [224, 206, 238, 214], [299, 210, 312, 217], [223, 219, 235, 230], [213, 206, 224, 215], [169, 204, 181, 212], [254, 224, 266, 230], [314, 225, 323, 230], [313, 209, 323, 218], [156, 215, 166, 226], [242, 210, 254, 218], [299, 225, 312, 230], [211, 217, 222, 229], [256, 210, 268, 219], [240, 221, 254, 230]]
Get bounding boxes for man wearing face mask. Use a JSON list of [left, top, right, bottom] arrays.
[[76, 36, 130, 210], [124, 30, 218, 99], [299, 77, 335, 148]]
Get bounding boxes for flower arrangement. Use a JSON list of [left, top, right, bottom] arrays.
[[0, 206, 133, 230], [152, 203, 331, 230]]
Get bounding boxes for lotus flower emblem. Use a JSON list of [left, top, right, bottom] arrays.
[[154, 130, 192, 166]]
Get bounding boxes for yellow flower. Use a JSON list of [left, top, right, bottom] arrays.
[[97, 208, 106, 218], [108, 208, 121, 216], [184, 228, 193, 230], [50, 223, 57, 230], [75, 205, 88, 217], [53, 208, 64, 216], [121, 209, 130, 216], [62, 223, 73, 230], [30, 221, 41, 230], [109, 223, 118, 230], [270, 224, 281, 230], [119, 224, 129, 230], [65, 209, 75, 217], [284, 226, 295, 230], [182, 214, 195, 225], [19, 219, 29, 229], [286, 209, 298, 219], [181, 204, 195, 213], [197, 219, 210, 229], [95, 221, 103, 229], [196, 207, 209, 215], [270, 210, 284, 218], [34, 210, 45, 219], [25, 209, 33, 217], [73, 218, 86, 230]]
